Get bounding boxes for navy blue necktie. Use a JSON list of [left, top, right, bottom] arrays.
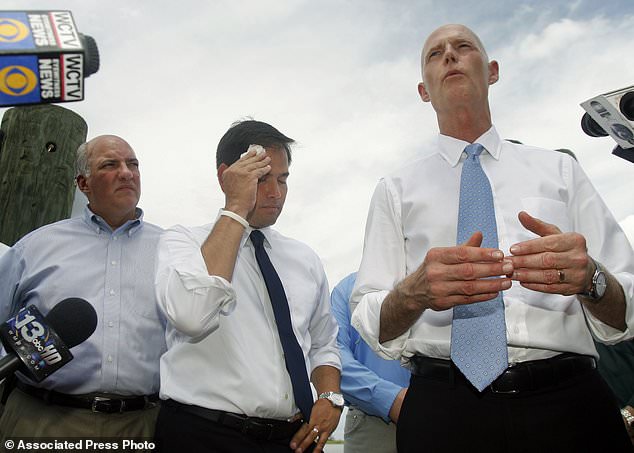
[[250, 230, 313, 420], [450, 143, 508, 392]]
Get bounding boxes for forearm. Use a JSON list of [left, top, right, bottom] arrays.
[[379, 282, 426, 343], [311, 365, 341, 394], [200, 216, 245, 281], [580, 271, 627, 331]]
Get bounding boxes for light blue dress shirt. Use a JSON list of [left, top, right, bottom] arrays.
[[331, 273, 410, 421], [0, 206, 166, 395]]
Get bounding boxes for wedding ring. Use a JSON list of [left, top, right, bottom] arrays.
[[312, 427, 319, 434], [558, 269, 565, 283]]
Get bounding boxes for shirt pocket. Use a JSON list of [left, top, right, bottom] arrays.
[[285, 277, 319, 336], [521, 197, 570, 233]]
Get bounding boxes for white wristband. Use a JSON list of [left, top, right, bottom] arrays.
[[219, 209, 249, 229]]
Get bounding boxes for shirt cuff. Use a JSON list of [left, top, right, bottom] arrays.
[[351, 291, 409, 361], [586, 272, 634, 343], [372, 382, 405, 422]]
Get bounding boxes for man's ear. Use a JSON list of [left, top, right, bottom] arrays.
[[488, 60, 499, 85], [417, 82, 431, 102], [217, 164, 228, 191], [77, 175, 89, 194]]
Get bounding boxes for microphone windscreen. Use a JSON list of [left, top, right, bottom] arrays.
[[45, 298, 98, 348]]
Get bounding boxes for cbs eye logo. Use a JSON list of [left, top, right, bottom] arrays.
[[0, 18, 30, 43], [0, 65, 38, 96]]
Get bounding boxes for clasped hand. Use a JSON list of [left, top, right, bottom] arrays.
[[401, 211, 593, 311]]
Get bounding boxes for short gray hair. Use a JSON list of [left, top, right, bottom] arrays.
[[75, 140, 92, 177]]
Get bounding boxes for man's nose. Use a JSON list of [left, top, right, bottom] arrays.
[[443, 45, 458, 64], [119, 164, 134, 179], [266, 181, 282, 198]]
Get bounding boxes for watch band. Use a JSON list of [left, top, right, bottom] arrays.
[[318, 391, 344, 408]]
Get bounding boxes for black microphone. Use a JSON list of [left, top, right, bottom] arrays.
[[0, 298, 97, 382], [0, 10, 100, 107]]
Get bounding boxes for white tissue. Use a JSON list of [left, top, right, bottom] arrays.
[[240, 144, 266, 159]]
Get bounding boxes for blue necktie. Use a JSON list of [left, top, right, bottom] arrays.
[[450, 143, 508, 392], [250, 230, 313, 420]]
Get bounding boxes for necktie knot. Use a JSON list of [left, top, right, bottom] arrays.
[[464, 143, 484, 159], [250, 230, 265, 249]]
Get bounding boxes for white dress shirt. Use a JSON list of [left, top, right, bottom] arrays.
[[155, 221, 340, 419], [351, 126, 634, 366]]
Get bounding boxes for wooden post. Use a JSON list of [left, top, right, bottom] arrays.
[[0, 105, 87, 246]]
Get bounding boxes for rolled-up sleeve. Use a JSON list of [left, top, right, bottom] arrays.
[[350, 178, 411, 360], [307, 265, 341, 372], [155, 225, 236, 340], [567, 162, 634, 343]]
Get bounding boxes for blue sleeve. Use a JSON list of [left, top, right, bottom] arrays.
[[0, 244, 23, 323], [330, 274, 404, 422]]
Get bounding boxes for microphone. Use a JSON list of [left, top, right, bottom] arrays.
[[0, 10, 100, 107], [0, 298, 97, 382]]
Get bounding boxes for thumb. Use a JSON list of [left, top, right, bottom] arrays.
[[518, 211, 561, 237], [462, 231, 483, 247]]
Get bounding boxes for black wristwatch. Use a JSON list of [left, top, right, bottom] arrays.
[[579, 258, 607, 301]]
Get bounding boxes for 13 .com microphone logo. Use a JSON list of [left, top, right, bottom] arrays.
[[0, 18, 30, 43], [0, 64, 37, 96]]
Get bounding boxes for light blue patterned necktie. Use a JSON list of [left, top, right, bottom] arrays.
[[451, 143, 508, 392]]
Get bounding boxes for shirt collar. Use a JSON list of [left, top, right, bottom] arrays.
[[83, 205, 144, 236], [436, 125, 502, 167], [244, 227, 274, 250]]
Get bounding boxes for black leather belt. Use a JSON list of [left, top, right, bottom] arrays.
[[164, 399, 304, 441], [409, 353, 597, 394], [16, 381, 159, 413]]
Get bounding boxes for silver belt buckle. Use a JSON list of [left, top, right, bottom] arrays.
[[91, 396, 109, 412], [91, 396, 125, 413]]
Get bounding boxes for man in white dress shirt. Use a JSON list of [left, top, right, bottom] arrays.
[[351, 24, 634, 452], [154, 120, 342, 453]]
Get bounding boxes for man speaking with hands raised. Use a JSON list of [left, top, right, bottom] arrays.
[[154, 120, 341, 453], [351, 24, 634, 452]]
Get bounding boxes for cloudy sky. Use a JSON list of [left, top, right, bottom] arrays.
[[2, 0, 633, 287]]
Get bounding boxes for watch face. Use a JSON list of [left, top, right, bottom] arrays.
[[596, 272, 607, 297], [332, 393, 344, 407]]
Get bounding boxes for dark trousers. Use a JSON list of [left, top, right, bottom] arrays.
[[397, 363, 632, 453], [154, 400, 316, 453]]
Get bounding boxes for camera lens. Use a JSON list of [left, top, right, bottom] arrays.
[[620, 91, 634, 121], [581, 113, 608, 137]]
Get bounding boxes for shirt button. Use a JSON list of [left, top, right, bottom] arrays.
[[113, 237, 117, 241], [107, 355, 113, 363], [284, 393, 289, 400], [111, 261, 117, 266], [109, 289, 115, 296], [108, 321, 114, 327]]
